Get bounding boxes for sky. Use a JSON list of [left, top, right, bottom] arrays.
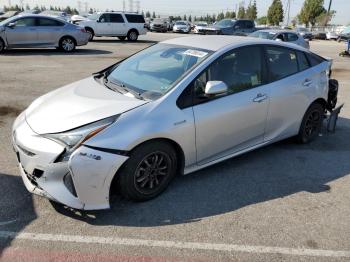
[[1, 0, 349, 25]]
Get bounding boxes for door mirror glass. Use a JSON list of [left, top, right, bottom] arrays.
[[7, 22, 16, 28], [205, 81, 228, 96]]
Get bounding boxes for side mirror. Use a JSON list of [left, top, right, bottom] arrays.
[[205, 81, 228, 96], [7, 22, 16, 28]]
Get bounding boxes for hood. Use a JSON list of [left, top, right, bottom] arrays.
[[25, 77, 147, 134], [174, 24, 188, 29]]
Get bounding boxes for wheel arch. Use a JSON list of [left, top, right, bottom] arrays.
[[109, 137, 185, 198], [310, 97, 327, 111], [128, 28, 139, 35], [84, 26, 94, 34]]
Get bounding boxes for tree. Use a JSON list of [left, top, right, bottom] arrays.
[[246, 0, 258, 20], [217, 12, 225, 21], [237, 6, 245, 19], [188, 15, 192, 22], [298, 0, 326, 27], [152, 11, 156, 19], [257, 16, 268, 25], [267, 0, 284, 26], [145, 11, 151, 18], [25, 4, 30, 10]]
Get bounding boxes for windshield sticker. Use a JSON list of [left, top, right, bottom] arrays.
[[183, 50, 208, 58]]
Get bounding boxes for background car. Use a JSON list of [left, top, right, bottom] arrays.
[[249, 29, 310, 49], [78, 12, 147, 41], [193, 21, 208, 34], [203, 19, 256, 36], [313, 31, 327, 40], [0, 14, 90, 53], [12, 36, 334, 210], [337, 26, 350, 42], [0, 11, 20, 22], [326, 31, 338, 40], [150, 18, 168, 33], [296, 27, 313, 40], [172, 20, 190, 33]]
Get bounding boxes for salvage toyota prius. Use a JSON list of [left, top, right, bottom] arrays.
[[12, 36, 338, 210]]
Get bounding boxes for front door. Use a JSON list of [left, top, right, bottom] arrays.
[[192, 45, 270, 164], [5, 17, 38, 46]]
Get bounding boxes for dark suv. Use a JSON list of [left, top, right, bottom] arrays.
[[203, 19, 256, 36]]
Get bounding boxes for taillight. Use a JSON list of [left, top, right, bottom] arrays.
[[80, 28, 86, 33]]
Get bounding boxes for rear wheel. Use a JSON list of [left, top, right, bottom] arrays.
[[118, 141, 177, 201], [127, 30, 139, 41], [59, 37, 76, 52], [118, 36, 126, 41], [296, 103, 324, 144]]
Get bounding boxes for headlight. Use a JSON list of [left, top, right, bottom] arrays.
[[45, 115, 119, 162]]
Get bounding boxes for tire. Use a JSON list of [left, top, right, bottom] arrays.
[[296, 103, 324, 144], [118, 36, 126, 41], [85, 28, 94, 41], [127, 30, 139, 41], [0, 38, 5, 53], [118, 141, 177, 201], [59, 37, 76, 52]]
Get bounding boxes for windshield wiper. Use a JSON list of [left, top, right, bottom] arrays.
[[105, 78, 145, 100]]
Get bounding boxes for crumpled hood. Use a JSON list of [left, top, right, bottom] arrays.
[[25, 77, 147, 134]]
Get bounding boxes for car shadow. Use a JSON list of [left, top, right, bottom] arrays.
[[2, 48, 112, 56], [90, 38, 158, 44], [0, 173, 36, 256], [52, 116, 350, 227]]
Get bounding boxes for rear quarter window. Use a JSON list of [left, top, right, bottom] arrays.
[[125, 14, 145, 23], [306, 52, 326, 67]]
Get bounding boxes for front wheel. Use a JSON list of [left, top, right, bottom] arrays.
[[59, 37, 76, 52], [0, 38, 5, 53], [118, 141, 177, 201], [296, 103, 324, 144]]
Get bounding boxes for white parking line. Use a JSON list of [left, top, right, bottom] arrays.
[[1, 230, 350, 258]]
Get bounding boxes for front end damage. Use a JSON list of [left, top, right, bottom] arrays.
[[12, 113, 128, 210]]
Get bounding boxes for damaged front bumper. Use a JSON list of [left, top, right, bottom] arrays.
[[12, 113, 129, 210]]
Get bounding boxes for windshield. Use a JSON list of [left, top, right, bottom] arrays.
[[88, 13, 99, 20], [176, 21, 186, 25], [0, 16, 16, 26], [216, 19, 235, 27], [250, 31, 276, 40], [106, 43, 212, 97], [153, 19, 165, 24]]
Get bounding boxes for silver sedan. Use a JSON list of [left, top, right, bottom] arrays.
[[250, 29, 310, 49], [0, 14, 90, 53], [12, 36, 335, 210]]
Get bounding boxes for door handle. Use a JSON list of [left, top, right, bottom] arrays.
[[303, 79, 313, 86], [253, 93, 267, 103]]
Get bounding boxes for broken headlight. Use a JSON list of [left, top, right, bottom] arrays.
[[45, 115, 119, 162]]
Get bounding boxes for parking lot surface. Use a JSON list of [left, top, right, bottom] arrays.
[[0, 33, 350, 261]]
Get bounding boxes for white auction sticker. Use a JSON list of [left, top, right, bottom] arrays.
[[183, 50, 208, 58]]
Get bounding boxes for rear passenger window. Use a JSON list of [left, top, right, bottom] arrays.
[[306, 53, 325, 67], [125, 14, 145, 23], [38, 18, 64, 26], [296, 51, 310, 71], [110, 14, 124, 23], [266, 46, 298, 82], [287, 33, 298, 42]]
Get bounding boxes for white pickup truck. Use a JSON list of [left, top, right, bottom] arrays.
[[78, 12, 147, 41]]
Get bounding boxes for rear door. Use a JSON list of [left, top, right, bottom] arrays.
[[191, 45, 270, 164], [109, 13, 127, 35], [5, 17, 38, 46], [263, 45, 319, 141], [36, 18, 65, 45]]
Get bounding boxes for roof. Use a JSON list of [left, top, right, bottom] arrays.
[[162, 35, 270, 52]]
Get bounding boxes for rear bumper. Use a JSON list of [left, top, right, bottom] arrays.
[[76, 32, 90, 46], [12, 113, 129, 210]]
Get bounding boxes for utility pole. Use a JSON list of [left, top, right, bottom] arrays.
[[285, 0, 291, 26], [326, 0, 333, 26], [77, 0, 82, 13], [123, 0, 126, 11], [128, 0, 134, 12]]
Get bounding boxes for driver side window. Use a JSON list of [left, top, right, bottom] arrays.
[[193, 46, 264, 102]]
